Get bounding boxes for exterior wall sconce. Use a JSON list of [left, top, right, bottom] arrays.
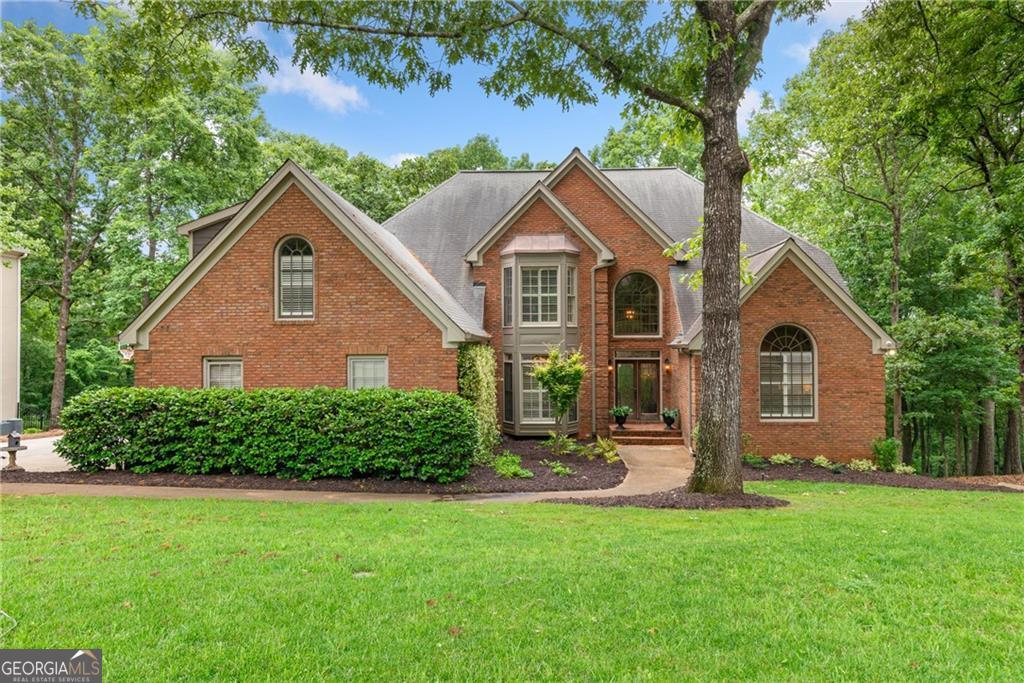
[[607, 364, 614, 373], [119, 345, 135, 362], [664, 361, 672, 373]]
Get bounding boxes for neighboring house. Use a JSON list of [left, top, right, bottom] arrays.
[[1, 249, 26, 434], [119, 150, 894, 459]]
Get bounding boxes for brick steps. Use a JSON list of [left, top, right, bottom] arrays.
[[611, 432, 686, 446]]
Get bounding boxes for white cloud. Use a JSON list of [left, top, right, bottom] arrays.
[[261, 61, 366, 115], [783, 40, 816, 65], [384, 153, 421, 167], [819, 1, 868, 26], [737, 88, 762, 135]]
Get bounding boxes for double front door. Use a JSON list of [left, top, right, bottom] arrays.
[[615, 359, 660, 421]]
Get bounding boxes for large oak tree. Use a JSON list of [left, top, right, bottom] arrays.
[[91, 0, 824, 493]]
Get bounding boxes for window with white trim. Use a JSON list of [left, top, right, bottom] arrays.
[[278, 237, 314, 318], [502, 265, 513, 327], [204, 357, 243, 389], [521, 358, 554, 422], [348, 355, 388, 389], [521, 266, 559, 324], [759, 326, 815, 419], [566, 265, 577, 326]]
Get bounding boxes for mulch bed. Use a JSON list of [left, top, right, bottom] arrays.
[[1, 436, 626, 495], [744, 462, 1022, 493], [550, 488, 789, 510], [950, 474, 1024, 488]]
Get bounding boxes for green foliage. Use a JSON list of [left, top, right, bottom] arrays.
[[872, 437, 901, 472], [893, 463, 917, 475], [590, 108, 704, 177], [492, 452, 534, 480], [663, 226, 754, 291], [579, 436, 621, 465], [540, 459, 574, 477], [531, 347, 587, 433], [456, 344, 501, 460], [768, 454, 796, 466], [56, 387, 477, 482], [811, 455, 833, 469], [742, 455, 768, 469], [661, 408, 679, 420], [609, 406, 633, 419], [848, 459, 877, 473], [542, 431, 577, 459]]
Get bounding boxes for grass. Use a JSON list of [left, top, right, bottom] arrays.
[[2, 482, 1022, 681]]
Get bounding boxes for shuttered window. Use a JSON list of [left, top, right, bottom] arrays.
[[278, 237, 314, 318], [204, 358, 243, 389]]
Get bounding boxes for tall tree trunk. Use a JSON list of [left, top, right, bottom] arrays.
[[940, 427, 947, 478], [1005, 407, 1022, 474], [688, 5, 749, 495], [953, 411, 963, 476], [978, 403, 997, 476], [902, 405, 916, 465], [48, 229, 74, 428], [1008, 251, 1024, 475], [890, 205, 903, 446], [970, 422, 980, 475]]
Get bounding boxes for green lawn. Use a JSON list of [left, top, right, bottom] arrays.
[[2, 482, 1022, 681]]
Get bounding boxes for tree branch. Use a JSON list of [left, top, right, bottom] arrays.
[[736, 0, 775, 33], [504, 0, 708, 123]]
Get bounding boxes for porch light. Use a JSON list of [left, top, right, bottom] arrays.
[[664, 361, 672, 373], [624, 307, 636, 320], [119, 345, 135, 362], [607, 364, 614, 373]]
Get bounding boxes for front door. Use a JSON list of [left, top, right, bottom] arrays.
[[615, 359, 660, 422]]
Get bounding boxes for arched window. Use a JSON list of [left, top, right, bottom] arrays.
[[614, 273, 660, 336], [277, 237, 314, 318], [760, 325, 815, 419]]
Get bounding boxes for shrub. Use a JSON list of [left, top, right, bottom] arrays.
[[540, 459, 574, 476], [769, 453, 796, 465], [592, 436, 620, 464], [848, 458, 877, 472], [532, 347, 587, 435], [57, 386, 477, 482], [872, 437, 901, 472], [543, 431, 577, 458], [493, 452, 534, 479], [457, 344, 500, 460], [893, 463, 916, 475], [811, 455, 833, 468], [742, 454, 768, 469]]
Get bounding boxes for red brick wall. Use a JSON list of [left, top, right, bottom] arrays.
[[475, 165, 684, 437], [689, 258, 886, 461], [549, 166, 684, 432], [134, 183, 458, 391]]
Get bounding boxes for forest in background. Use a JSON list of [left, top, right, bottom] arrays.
[[2, 3, 1021, 476]]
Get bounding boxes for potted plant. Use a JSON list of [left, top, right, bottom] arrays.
[[661, 408, 679, 431], [609, 405, 632, 429]]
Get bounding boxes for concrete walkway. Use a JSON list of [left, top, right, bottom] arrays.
[[0, 444, 694, 505]]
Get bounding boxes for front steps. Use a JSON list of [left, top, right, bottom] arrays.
[[609, 426, 686, 446]]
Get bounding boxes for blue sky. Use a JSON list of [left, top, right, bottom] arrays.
[[3, 1, 866, 165]]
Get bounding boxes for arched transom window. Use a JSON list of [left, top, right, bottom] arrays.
[[759, 325, 815, 419], [614, 273, 660, 336], [278, 237, 314, 318]]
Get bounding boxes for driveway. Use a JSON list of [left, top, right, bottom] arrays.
[[5, 435, 69, 472]]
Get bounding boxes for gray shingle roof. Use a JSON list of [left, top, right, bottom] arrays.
[[382, 167, 846, 329], [298, 165, 489, 339]]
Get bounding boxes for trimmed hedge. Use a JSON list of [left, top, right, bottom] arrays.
[[56, 386, 477, 482]]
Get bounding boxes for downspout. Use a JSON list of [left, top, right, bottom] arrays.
[[591, 260, 613, 437]]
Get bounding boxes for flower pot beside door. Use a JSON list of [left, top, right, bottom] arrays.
[[661, 409, 679, 431], [609, 406, 632, 430]]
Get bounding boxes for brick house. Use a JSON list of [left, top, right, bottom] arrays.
[[119, 150, 894, 460]]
